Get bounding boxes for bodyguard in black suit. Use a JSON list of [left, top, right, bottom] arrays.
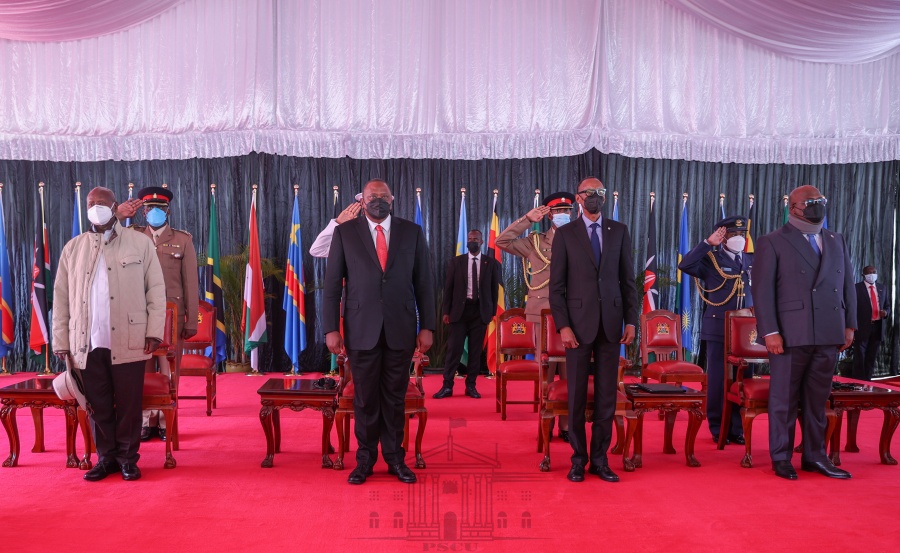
[[549, 177, 638, 483], [434, 229, 500, 399], [324, 179, 435, 485], [678, 215, 752, 445], [851, 265, 890, 381], [752, 185, 856, 480]]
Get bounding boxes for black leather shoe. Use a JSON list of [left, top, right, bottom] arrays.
[[83, 462, 119, 482], [432, 387, 453, 399], [772, 461, 798, 480], [347, 465, 373, 485], [158, 428, 167, 442], [727, 434, 745, 445], [388, 463, 417, 483], [712, 434, 731, 445], [801, 459, 851, 479], [558, 430, 570, 443], [567, 464, 585, 482], [465, 387, 481, 399], [140, 426, 152, 442], [121, 463, 141, 481], [589, 464, 620, 482]]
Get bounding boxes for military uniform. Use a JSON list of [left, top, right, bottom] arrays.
[[678, 216, 753, 442]]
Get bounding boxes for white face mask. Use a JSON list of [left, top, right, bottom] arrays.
[[87, 205, 114, 226], [725, 235, 746, 253], [864, 274, 877, 284]]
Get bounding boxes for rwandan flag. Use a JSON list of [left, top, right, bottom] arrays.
[[71, 184, 83, 238], [242, 186, 267, 372], [643, 193, 658, 314], [484, 191, 505, 374], [283, 191, 307, 373], [677, 194, 693, 360], [29, 184, 52, 365], [455, 189, 468, 366], [205, 185, 227, 364], [0, 187, 14, 360]]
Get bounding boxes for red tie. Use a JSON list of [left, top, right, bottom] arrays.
[[869, 284, 879, 321], [375, 225, 388, 271]]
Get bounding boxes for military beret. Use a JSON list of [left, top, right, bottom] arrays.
[[714, 215, 748, 233], [138, 186, 173, 206], [543, 191, 576, 209]]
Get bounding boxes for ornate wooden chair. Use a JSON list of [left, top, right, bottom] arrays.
[[178, 301, 217, 416], [640, 309, 707, 453], [538, 309, 630, 471], [334, 351, 428, 470], [141, 302, 180, 468], [494, 308, 540, 420]]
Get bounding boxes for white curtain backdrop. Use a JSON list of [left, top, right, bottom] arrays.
[[0, 0, 898, 164]]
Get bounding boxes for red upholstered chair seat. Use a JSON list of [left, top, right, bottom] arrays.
[[498, 359, 540, 375], [728, 377, 770, 402], [643, 360, 704, 377], [180, 353, 214, 371], [340, 379, 423, 401], [143, 373, 173, 398]]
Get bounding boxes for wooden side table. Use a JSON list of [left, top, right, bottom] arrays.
[[1, 378, 92, 469], [829, 383, 900, 466], [621, 384, 706, 472], [257, 378, 337, 468]]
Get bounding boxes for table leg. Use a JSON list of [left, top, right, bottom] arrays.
[[321, 411, 334, 469], [30, 407, 45, 453], [63, 405, 79, 468], [273, 408, 281, 454], [829, 408, 844, 466], [879, 407, 899, 465], [78, 409, 93, 470], [1, 404, 18, 467], [333, 412, 346, 470], [684, 407, 703, 468], [622, 411, 640, 472], [414, 410, 427, 469], [633, 413, 644, 469], [260, 405, 275, 468], [663, 411, 677, 454], [845, 410, 861, 452]]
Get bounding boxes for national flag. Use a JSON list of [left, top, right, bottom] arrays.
[[531, 190, 541, 235], [455, 189, 469, 366], [0, 186, 14, 359], [71, 184, 83, 239], [611, 192, 626, 358], [29, 184, 52, 363], [124, 183, 134, 228], [329, 186, 339, 373], [415, 188, 424, 227], [677, 194, 693, 359], [484, 191, 505, 374], [642, 194, 658, 314], [242, 186, 268, 371], [822, 214, 829, 230], [782, 195, 789, 224], [205, 185, 227, 364], [744, 195, 755, 254], [283, 191, 307, 373]]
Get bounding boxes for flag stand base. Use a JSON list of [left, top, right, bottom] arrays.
[[245, 370, 264, 376]]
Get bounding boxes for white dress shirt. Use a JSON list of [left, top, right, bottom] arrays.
[[365, 214, 392, 249], [467, 252, 481, 299], [89, 233, 113, 351]]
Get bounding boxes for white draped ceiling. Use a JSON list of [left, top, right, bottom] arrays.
[[0, 0, 898, 164]]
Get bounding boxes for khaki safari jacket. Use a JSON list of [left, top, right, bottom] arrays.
[[52, 222, 166, 369]]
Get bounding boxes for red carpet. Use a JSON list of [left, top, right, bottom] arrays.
[[1, 372, 898, 553]]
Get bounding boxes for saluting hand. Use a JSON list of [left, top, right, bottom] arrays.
[[525, 206, 550, 223], [115, 198, 143, 223], [707, 227, 727, 246], [336, 202, 362, 224]]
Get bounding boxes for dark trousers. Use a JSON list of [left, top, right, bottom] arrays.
[[768, 345, 836, 463], [850, 326, 881, 381], [81, 348, 145, 466], [347, 329, 414, 467], [442, 300, 487, 389], [705, 340, 744, 438], [566, 323, 620, 468]]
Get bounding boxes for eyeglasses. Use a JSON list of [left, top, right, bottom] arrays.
[[577, 188, 606, 197], [794, 197, 827, 207]]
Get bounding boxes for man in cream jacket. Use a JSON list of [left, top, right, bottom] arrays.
[[53, 187, 166, 482]]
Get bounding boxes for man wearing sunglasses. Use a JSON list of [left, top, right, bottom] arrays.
[[752, 185, 856, 480]]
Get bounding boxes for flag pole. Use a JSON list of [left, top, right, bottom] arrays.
[[247, 183, 263, 376], [75, 182, 83, 235], [0, 182, 7, 375], [38, 182, 51, 375], [719, 192, 725, 218]]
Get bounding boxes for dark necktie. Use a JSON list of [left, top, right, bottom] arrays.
[[734, 253, 742, 269], [806, 234, 821, 258], [471, 256, 479, 301], [590, 223, 601, 266]]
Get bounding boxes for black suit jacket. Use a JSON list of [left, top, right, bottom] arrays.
[[323, 216, 435, 351], [549, 216, 639, 344], [751, 224, 856, 347], [441, 254, 501, 324], [855, 281, 889, 341]]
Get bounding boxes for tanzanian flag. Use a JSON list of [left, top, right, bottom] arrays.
[[205, 186, 227, 364]]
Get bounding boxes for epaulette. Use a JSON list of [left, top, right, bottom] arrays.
[[132, 225, 147, 232], [172, 228, 193, 238]]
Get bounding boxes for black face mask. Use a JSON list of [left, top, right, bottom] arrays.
[[802, 203, 825, 223], [466, 241, 480, 254], [583, 195, 604, 214], [365, 198, 391, 220]]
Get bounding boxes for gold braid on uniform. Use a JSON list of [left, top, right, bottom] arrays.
[[693, 251, 745, 307], [523, 233, 550, 291]]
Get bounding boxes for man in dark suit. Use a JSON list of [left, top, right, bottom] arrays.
[[323, 179, 435, 485], [434, 229, 500, 400], [752, 184, 856, 480], [851, 265, 890, 381], [678, 215, 752, 445], [549, 177, 638, 483]]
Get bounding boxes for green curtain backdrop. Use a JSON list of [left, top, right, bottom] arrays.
[[1, 151, 897, 375]]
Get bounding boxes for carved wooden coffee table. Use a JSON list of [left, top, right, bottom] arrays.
[[828, 382, 900, 466], [621, 384, 705, 472], [257, 378, 337, 468], [1, 378, 93, 469]]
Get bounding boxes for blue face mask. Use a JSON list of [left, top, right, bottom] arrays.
[[551, 214, 570, 227], [146, 207, 168, 227]]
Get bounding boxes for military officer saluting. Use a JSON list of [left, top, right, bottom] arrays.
[[497, 191, 575, 441], [117, 186, 199, 442], [678, 215, 753, 446]]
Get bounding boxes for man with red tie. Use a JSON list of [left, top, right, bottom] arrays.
[[851, 265, 890, 381]]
